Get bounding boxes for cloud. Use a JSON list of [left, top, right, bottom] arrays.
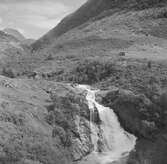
[[0, 17, 3, 29], [0, 0, 86, 38], [27, 17, 62, 29], [0, 17, 2, 25], [0, 0, 69, 38]]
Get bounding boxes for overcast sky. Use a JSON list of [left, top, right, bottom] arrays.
[[0, 0, 86, 39]]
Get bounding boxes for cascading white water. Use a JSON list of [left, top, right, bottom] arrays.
[[78, 85, 136, 164]]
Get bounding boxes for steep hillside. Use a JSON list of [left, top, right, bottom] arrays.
[[0, 31, 22, 52], [0, 31, 31, 78], [0, 75, 93, 164], [0, 0, 166, 82], [32, 0, 167, 51], [22, 38, 35, 45], [27, 6, 167, 77]]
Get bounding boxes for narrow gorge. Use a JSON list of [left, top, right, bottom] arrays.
[[78, 85, 136, 164]]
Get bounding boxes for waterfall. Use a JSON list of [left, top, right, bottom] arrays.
[[78, 85, 136, 164]]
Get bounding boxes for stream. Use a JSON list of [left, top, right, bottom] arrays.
[[78, 85, 136, 164]]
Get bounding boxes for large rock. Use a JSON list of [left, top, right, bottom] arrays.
[[98, 88, 162, 139], [97, 87, 167, 164]]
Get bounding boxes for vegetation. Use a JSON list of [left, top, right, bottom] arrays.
[[160, 91, 167, 110], [2, 67, 16, 78], [0, 136, 70, 164], [59, 59, 119, 84]]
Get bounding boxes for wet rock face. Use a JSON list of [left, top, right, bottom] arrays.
[[97, 88, 163, 139], [0, 76, 92, 164], [127, 137, 167, 164], [97, 87, 167, 164]]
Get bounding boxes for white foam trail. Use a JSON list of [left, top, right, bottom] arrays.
[[78, 85, 136, 164]]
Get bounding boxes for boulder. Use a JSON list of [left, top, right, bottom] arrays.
[[95, 86, 119, 103], [99, 88, 161, 139]]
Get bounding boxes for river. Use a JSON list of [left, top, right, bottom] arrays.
[[78, 85, 136, 164]]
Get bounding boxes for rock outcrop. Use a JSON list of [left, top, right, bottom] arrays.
[[97, 87, 167, 164], [0, 76, 93, 164], [97, 88, 161, 139]]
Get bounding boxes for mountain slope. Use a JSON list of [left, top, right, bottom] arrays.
[[1, 1, 167, 164], [2, 0, 166, 80], [0, 75, 92, 164], [3, 28, 35, 46], [0, 31, 31, 78], [3, 28, 25, 41], [32, 0, 167, 51], [0, 31, 22, 52], [2, 0, 167, 79]]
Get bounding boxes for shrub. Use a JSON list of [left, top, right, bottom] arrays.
[[147, 61, 152, 69], [46, 54, 54, 60], [0, 137, 25, 164], [118, 52, 126, 56], [2, 67, 16, 78], [160, 91, 167, 110], [0, 135, 71, 164]]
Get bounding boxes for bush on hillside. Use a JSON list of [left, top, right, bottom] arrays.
[[0, 136, 70, 164], [135, 0, 166, 9], [2, 67, 16, 78], [160, 91, 167, 110], [46, 54, 54, 60]]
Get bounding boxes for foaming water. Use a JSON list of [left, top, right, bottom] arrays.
[[78, 85, 136, 164]]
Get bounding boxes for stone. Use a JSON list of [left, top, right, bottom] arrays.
[[99, 88, 161, 139]]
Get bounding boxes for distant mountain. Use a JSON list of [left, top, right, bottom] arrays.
[[3, 28, 25, 41], [3, 28, 35, 46], [32, 0, 167, 51], [0, 30, 22, 51], [21, 38, 35, 46], [0, 30, 31, 78]]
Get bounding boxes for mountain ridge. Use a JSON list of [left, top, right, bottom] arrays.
[[32, 0, 167, 51], [3, 28, 25, 41]]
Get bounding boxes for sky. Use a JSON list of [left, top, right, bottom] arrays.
[[0, 0, 86, 39]]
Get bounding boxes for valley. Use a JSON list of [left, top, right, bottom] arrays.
[[0, 0, 167, 164]]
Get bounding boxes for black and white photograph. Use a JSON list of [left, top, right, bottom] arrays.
[[0, 0, 167, 164]]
